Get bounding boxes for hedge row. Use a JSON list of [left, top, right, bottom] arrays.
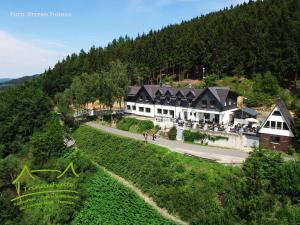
[[116, 117, 154, 133], [183, 130, 228, 143], [73, 125, 241, 225]]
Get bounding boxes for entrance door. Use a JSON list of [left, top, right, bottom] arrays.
[[184, 111, 188, 121], [215, 114, 220, 123], [204, 113, 210, 122]]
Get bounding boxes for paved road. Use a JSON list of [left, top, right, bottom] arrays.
[[86, 122, 249, 164]]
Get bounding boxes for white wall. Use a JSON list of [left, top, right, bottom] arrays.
[[194, 131, 259, 151], [125, 102, 155, 117], [125, 101, 238, 124]]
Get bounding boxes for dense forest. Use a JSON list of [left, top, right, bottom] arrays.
[[42, 0, 300, 97]]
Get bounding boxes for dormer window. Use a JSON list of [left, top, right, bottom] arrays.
[[155, 90, 162, 99], [202, 100, 207, 108], [210, 100, 216, 108], [166, 96, 170, 103], [176, 97, 181, 106]]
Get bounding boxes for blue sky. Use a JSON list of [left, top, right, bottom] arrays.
[[0, 0, 247, 78]]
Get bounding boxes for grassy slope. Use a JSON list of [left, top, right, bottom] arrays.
[[72, 169, 174, 225], [215, 76, 254, 95], [73, 125, 242, 224]]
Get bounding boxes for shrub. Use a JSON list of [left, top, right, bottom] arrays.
[[117, 117, 154, 133], [168, 127, 177, 140], [183, 130, 228, 143], [287, 145, 296, 155], [137, 120, 154, 133], [116, 117, 139, 131]]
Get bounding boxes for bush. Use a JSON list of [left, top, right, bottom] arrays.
[[137, 120, 154, 133], [168, 127, 177, 140], [116, 117, 139, 131], [183, 130, 228, 143], [117, 117, 154, 133], [287, 145, 296, 155]]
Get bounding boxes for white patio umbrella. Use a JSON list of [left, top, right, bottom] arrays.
[[245, 118, 259, 123]]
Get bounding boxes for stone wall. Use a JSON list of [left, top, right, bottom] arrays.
[[194, 131, 259, 152]]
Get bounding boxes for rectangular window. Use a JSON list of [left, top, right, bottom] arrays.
[[202, 100, 207, 107], [169, 110, 174, 117], [139, 107, 144, 112], [264, 121, 270, 128], [276, 121, 282, 130], [163, 109, 168, 115], [272, 110, 282, 116], [157, 109, 162, 114], [204, 113, 210, 120], [133, 106, 136, 111], [146, 108, 151, 113], [210, 100, 216, 108], [271, 121, 276, 129], [271, 136, 280, 144], [127, 105, 131, 110], [283, 122, 289, 130]]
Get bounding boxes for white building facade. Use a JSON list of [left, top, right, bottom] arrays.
[[125, 85, 239, 125]]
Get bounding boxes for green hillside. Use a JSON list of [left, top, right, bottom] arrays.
[[42, 0, 300, 97], [72, 169, 174, 225], [72, 125, 300, 225]]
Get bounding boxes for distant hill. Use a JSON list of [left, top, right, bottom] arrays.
[[0, 78, 12, 84], [0, 74, 39, 89]]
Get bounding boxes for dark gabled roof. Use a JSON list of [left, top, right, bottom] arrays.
[[176, 90, 185, 97], [128, 85, 234, 105], [128, 86, 140, 95], [214, 87, 230, 105], [241, 107, 258, 117], [276, 99, 293, 128]]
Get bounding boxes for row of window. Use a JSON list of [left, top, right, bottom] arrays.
[[264, 120, 289, 130], [201, 100, 216, 108], [127, 105, 151, 113], [157, 109, 174, 116]]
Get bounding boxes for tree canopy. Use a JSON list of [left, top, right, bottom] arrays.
[[42, 0, 300, 97]]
